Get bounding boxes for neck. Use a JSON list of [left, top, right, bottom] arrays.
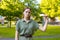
[[24, 17, 30, 20]]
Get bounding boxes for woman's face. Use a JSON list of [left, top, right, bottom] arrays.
[[23, 9, 31, 18]]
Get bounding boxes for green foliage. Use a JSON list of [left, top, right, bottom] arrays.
[[0, 0, 25, 20], [40, 0, 60, 18], [0, 0, 41, 21], [23, 0, 41, 21]]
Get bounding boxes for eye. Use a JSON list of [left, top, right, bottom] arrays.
[[28, 12, 30, 13], [26, 11, 28, 13], [26, 11, 30, 13]]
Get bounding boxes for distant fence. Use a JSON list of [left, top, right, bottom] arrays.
[[0, 20, 8, 24], [48, 22, 60, 25]]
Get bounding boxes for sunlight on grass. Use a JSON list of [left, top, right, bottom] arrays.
[[0, 27, 15, 38], [33, 25, 60, 36], [0, 25, 60, 38], [33, 38, 60, 40]]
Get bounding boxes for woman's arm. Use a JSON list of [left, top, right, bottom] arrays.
[[15, 31, 19, 40], [39, 16, 48, 31], [15, 20, 20, 40]]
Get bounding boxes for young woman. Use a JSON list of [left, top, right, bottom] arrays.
[[15, 7, 48, 40]]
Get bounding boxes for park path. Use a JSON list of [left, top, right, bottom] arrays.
[[0, 35, 60, 40]]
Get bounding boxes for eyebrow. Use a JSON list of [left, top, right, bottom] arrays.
[[26, 11, 30, 12]]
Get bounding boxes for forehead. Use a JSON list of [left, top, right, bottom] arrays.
[[24, 9, 31, 12]]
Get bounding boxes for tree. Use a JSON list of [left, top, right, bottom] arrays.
[[19, 0, 41, 22], [0, 0, 42, 25], [40, 0, 60, 22], [0, 0, 25, 27]]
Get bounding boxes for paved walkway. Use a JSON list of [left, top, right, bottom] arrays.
[[33, 35, 60, 38], [0, 38, 14, 40], [0, 35, 60, 40]]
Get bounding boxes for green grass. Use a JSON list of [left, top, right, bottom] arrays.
[[0, 25, 60, 39], [33, 38, 60, 40], [33, 25, 60, 36], [0, 27, 15, 38]]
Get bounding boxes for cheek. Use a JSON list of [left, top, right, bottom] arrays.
[[23, 12, 31, 16], [23, 13, 27, 16]]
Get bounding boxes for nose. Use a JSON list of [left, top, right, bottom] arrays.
[[26, 13, 30, 15]]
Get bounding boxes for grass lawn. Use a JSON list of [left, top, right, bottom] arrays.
[[0, 27, 15, 38], [0, 24, 60, 40], [33, 25, 60, 36], [33, 38, 60, 40]]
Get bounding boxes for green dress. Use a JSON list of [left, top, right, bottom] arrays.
[[16, 19, 39, 40]]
